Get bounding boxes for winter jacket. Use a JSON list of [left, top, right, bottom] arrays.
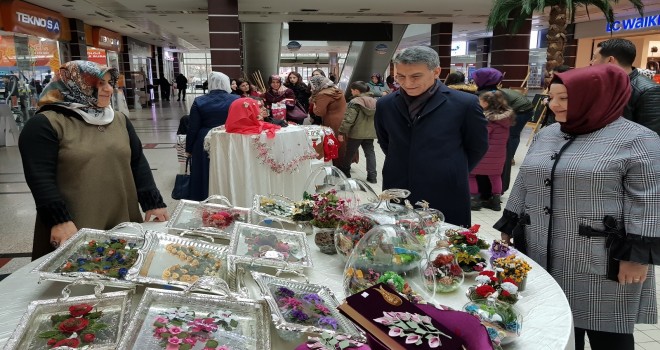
[[625, 68, 660, 136], [313, 87, 348, 167], [285, 83, 312, 111], [471, 109, 513, 176], [367, 82, 390, 98], [338, 94, 377, 139], [500, 88, 533, 113]]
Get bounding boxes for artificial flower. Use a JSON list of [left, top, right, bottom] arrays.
[[69, 304, 93, 317], [53, 339, 80, 348], [82, 333, 96, 342], [58, 317, 89, 333], [475, 284, 496, 298]]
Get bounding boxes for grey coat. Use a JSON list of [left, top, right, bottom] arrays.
[[495, 118, 660, 333]]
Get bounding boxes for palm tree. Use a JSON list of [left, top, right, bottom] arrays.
[[487, 0, 643, 83]]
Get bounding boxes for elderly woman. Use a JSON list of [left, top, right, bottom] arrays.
[[310, 75, 347, 167], [19, 61, 169, 259], [495, 64, 660, 350], [186, 71, 239, 200]]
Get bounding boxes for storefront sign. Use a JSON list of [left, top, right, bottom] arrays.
[[92, 27, 121, 52], [87, 47, 107, 66], [0, 0, 66, 40], [607, 15, 660, 32]]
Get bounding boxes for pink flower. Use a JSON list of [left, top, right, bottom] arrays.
[[421, 315, 432, 324], [410, 313, 422, 323], [388, 327, 403, 337], [155, 316, 168, 324], [155, 327, 168, 336], [168, 326, 182, 334], [396, 312, 411, 321], [184, 337, 196, 345], [218, 346, 230, 350], [373, 317, 394, 325], [428, 336, 441, 348], [168, 336, 183, 345], [405, 334, 421, 344]]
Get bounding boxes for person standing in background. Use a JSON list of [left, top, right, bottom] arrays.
[[310, 75, 348, 168], [176, 73, 188, 101]]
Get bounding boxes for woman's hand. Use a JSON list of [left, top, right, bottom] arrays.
[[618, 260, 649, 285], [145, 208, 170, 222], [50, 221, 78, 248]]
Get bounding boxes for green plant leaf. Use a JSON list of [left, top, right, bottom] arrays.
[[180, 345, 191, 350], [415, 339, 422, 345], [395, 321, 409, 330], [88, 311, 103, 319], [406, 321, 418, 329], [206, 340, 219, 348], [230, 319, 238, 328], [171, 319, 184, 326], [339, 340, 350, 349], [161, 332, 171, 339], [37, 330, 60, 338]]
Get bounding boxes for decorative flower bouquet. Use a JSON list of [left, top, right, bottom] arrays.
[[492, 255, 532, 286], [423, 250, 464, 293], [304, 332, 367, 350], [272, 286, 340, 331], [446, 225, 489, 273], [200, 208, 243, 230], [468, 270, 521, 305], [259, 197, 294, 218], [335, 215, 375, 260], [291, 199, 314, 222], [310, 189, 349, 229], [57, 239, 138, 279], [446, 225, 490, 249], [151, 306, 238, 350], [345, 268, 382, 296], [37, 303, 108, 348], [243, 232, 303, 263], [373, 311, 453, 347], [488, 240, 517, 266], [463, 300, 522, 346], [162, 243, 224, 283]]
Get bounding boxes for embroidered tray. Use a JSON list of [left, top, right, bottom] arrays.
[[126, 231, 228, 289], [117, 282, 270, 349], [32, 222, 147, 288], [251, 272, 362, 340], [4, 281, 133, 350], [166, 195, 254, 240], [251, 194, 298, 224]]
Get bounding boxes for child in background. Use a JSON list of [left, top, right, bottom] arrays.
[[469, 91, 515, 211]]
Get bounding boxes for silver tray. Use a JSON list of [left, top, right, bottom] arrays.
[[4, 281, 133, 350], [32, 222, 146, 288], [127, 231, 228, 289], [166, 195, 254, 240], [117, 281, 270, 349], [251, 271, 362, 339], [252, 194, 298, 224]]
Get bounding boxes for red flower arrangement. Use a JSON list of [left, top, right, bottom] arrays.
[[469, 270, 521, 305], [475, 284, 496, 298], [201, 209, 241, 230], [335, 215, 375, 258], [38, 303, 107, 348]]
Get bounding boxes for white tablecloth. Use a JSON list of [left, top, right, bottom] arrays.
[[0, 222, 575, 350], [207, 125, 316, 207]]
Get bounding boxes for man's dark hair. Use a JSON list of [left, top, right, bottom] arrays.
[[349, 81, 369, 93], [553, 65, 571, 73], [445, 72, 466, 85], [597, 39, 636, 67]]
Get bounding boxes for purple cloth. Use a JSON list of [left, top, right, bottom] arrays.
[[295, 342, 371, 350], [472, 68, 504, 89]]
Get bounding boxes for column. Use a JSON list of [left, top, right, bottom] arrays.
[[473, 38, 490, 68], [562, 24, 578, 68], [119, 36, 135, 109], [490, 13, 532, 88], [150, 46, 160, 101], [430, 22, 452, 81], [208, 0, 241, 79], [68, 19, 87, 61]]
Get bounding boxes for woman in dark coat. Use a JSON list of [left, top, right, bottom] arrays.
[[284, 71, 311, 111], [186, 71, 239, 200], [261, 75, 295, 112]]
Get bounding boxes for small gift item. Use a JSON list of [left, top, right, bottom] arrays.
[[467, 270, 521, 305], [463, 299, 523, 346], [334, 214, 376, 262], [167, 195, 253, 240], [488, 240, 518, 267], [492, 255, 532, 291], [445, 225, 490, 274], [310, 189, 350, 254], [422, 241, 464, 293]]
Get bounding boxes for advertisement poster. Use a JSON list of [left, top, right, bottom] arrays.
[[87, 47, 107, 66], [0, 35, 59, 78]]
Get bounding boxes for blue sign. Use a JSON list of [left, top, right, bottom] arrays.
[[606, 15, 659, 32]]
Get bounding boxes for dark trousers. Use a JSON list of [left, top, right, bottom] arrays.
[[161, 87, 170, 101], [574, 328, 634, 350], [177, 86, 187, 100], [339, 138, 377, 180]]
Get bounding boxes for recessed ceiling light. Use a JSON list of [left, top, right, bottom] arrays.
[[262, 6, 271, 9], [404, 10, 423, 13], [300, 9, 318, 12], [146, 5, 156, 7], [346, 16, 354, 18], [472, 21, 481, 24], [177, 26, 184, 29], [105, 20, 114, 22], [62, 4, 73, 7], [359, 8, 370, 11], [454, 9, 463, 11], [159, 14, 167, 16]]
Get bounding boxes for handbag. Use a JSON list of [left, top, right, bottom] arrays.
[[286, 102, 308, 124], [171, 157, 191, 200]]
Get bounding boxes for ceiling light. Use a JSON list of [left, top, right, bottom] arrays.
[[404, 10, 423, 13], [105, 20, 114, 22], [300, 9, 318, 12], [359, 8, 370, 11]]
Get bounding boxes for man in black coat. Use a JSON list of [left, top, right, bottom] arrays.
[[375, 46, 488, 228], [592, 38, 660, 136], [175, 73, 188, 101]]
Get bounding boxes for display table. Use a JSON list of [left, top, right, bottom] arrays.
[[0, 222, 575, 349], [206, 125, 317, 207], [0, 104, 19, 147]]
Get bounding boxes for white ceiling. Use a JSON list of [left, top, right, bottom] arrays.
[[19, 0, 660, 55]]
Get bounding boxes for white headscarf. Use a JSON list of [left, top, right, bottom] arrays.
[[208, 71, 231, 93]]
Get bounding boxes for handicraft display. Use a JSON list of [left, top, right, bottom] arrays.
[[421, 240, 465, 293], [446, 225, 490, 274], [463, 299, 522, 346], [466, 270, 521, 305], [166, 196, 253, 240]]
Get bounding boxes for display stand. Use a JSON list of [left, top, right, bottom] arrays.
[[0, 104, 20, 147]]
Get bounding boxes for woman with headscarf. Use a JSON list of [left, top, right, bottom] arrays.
[[310, 75, 348, 167], [261, 75, 295, 114], [225, 97, 281, 137], [186, 71, 239, 200], [367, 73, 390, 98], [284, 71, 312, 112], [18, 60, 169, 260], [494, 65, 660, 350]]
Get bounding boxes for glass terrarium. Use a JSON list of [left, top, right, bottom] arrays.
[[343, 224, 424, 297], [334, 212, 376, 262], [167, 196, 253, 240], [356, 189, 424, 243], [303, 165, 349, 196], [333, 178, 379, 207], [463, 299, 522, 346], [422, 241, 464, 293], [414, 200, 446, 238]]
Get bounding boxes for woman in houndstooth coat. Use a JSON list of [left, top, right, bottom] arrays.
[[495, 65, 660, 350]]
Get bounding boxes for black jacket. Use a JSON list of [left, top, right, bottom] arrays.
[[625, 69, 660, 136]]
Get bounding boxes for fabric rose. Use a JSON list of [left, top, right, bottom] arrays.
[[69, 304, 93, 317], [53, 339, 81, 348], [82, 333, 96, 342], [58, 317, 89, 333]]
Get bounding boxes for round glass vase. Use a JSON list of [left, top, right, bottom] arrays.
[[313, 226, 337, 254], [334, 214, 376, 262], [356, 191, 424, 242], [422, 242, 464, 293]]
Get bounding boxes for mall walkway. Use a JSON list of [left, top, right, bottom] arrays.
[[0, 96, 659, 349]]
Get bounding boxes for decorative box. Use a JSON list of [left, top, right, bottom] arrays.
[[252, 194, 297, 224], [117, 278, 270, 349], [166, 195, 253, 240], [251, 271, 361, 342], [127, 231, 228, 288], [4, 281, 133, 350], [33, 222, 146, 288]]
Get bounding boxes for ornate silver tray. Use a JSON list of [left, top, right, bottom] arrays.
[[117, 278, 270, 349], [4, 280, 133, 350], [126, 231, 228, 289], [251, 271, 362, 340], [32, 222, 146, 288], [252, 194, 298, 224], [166, 195, 254, 240]]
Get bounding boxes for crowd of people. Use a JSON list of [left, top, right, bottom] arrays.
[[14, 37, 660, 350]]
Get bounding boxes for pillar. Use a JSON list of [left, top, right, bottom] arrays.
[[563, 24, 578, 68], [150, 46, 160, 100], [119, 36, 135, 109], [68, 19, 87, 61], [430, 22, 453, 81], [490, 13, 532, 88], [208, 0, 241, 79], [473, 38, 490, 68]]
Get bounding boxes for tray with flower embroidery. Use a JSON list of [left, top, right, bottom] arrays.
[[4, 281, 133, 350], [250, 271, 362, 340], [117, 283, 270, 349], [227, 222, 313, 273], [127, 231, 228, 289], [251, 194, 299, 224], [166, 196, 254, 240], [32, 222, 147, 288]]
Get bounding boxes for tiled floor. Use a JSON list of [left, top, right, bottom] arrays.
[[1, 95, 659, 349]]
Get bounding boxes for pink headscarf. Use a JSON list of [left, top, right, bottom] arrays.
[[225, 98, 280, 138]]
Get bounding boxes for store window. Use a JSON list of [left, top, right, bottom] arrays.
[[181, 52, 211, 93]]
